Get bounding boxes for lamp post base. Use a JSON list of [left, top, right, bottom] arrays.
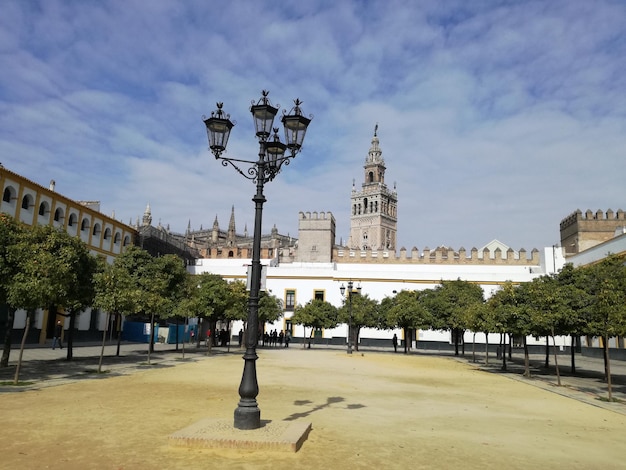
[[234, 405, 261, 430]]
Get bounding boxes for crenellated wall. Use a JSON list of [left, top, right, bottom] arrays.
[[333, 246, 540, 265], [296, 211, 336, 263], [560, 209, 626, 255], [200, 246, 281, 260]]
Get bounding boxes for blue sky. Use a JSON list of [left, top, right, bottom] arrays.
[[1, 0, 624, 252]]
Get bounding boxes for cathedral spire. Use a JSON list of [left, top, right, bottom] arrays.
[[211, 214, 219, 243], [142, 203, 152, 226], [366, 124, 383, 165], [228, 205, 236, 243], [348, 126, 397, 251]]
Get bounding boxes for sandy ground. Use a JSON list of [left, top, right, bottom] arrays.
[[2, 348, 626, 470]]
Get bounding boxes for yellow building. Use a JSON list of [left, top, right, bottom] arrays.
[[0, 165, 137, 343]]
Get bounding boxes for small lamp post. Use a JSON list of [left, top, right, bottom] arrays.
[[340, 281, 361, 354], [203, 90, 311, 430]]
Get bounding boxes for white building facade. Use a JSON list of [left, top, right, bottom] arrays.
[[190, 245, 565, 348]]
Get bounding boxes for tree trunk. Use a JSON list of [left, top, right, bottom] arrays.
[[354, 327, 360, 352], [603, 335, 613, 401], [97, 312, 110, 374], [181, 317, 187, 360], [1, 307, 15, 368], [453, 328, 459, 356], [484, 331, 489, 365], [471, 332, 476, 363], [508, 333, 513, 360], [551, 328, 561, 386], [570, 334, 576, 374], [175, 316, 179, 352], [602, 334, 609, 381], [501, 333, 507, 371], [523, 336, 530, 378], [65, 310, 75, 361], [116, 313, 122, 357], [461, 331, 465, 356], [13, 310, 31, 385], [148, 314, 155, 364], [403, 327, 409, 354], [226, 320, 231, 353], [196, 317, 202, 349], [544, 336, 550, 368]]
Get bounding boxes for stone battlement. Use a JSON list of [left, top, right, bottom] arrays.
[[333, 246, 540, 265], [299, 211, 333, 220], [560, 208, 626, 255], [560, 209, 625, 230]]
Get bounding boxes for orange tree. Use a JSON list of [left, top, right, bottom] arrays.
[[291, 299, 338, 348], [0, 213, 26, 367]]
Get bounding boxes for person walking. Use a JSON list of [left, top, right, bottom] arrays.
[[392, 333, 398, 353], [52, 320, 63, 350]]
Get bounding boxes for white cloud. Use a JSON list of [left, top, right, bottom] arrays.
[[1, 0, 625, 254]]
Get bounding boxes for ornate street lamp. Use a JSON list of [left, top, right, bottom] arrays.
[[340, 281, 361, 355], [203, 90, 311, 430]]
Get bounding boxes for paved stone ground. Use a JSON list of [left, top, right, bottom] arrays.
[[1, 341, 626, 469], [2, 341, 626, 406]]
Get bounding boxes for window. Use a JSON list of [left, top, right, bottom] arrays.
[[68, 213, 77, 227], [81, 218, 90, 231], [21, 195, 32, 210], [53, 208, 63, 222], [314, 290, 324, 301], [285, 290, 295, 311], [92, 223, 101, 237], [2, 187, 13, 203], [114, 232, 121, 244], [38, 202, 47, 216], [103, 228, 111, 240]]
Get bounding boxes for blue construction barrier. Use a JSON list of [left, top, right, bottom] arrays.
[[121, 321, 159, 343], [166, 324, 195, 344]]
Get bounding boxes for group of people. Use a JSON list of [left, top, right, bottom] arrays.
[[262, 329, 291, 348], [199, 328, 230, 347]]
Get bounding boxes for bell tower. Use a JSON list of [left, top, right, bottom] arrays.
[[348, 125, 397, 250]]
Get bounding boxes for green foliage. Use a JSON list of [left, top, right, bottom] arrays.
[[291, 299, 338, 330], [0, 213, 25, 305], [194, 272, 231, 321], [94, 247, 186, 321], [487, 281, 527, 336], [582, 255, 626, 338], [381, 290, 432, 331], [258, 290, 283, 325], [338, 292, 379, 329], [423, 279, 484, 332], [93, 258, 141, 317], [6, 224, 96, 313]]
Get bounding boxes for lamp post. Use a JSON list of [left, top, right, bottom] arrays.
[[203, 90, 311, 430], [340, 281, 361, 354]]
